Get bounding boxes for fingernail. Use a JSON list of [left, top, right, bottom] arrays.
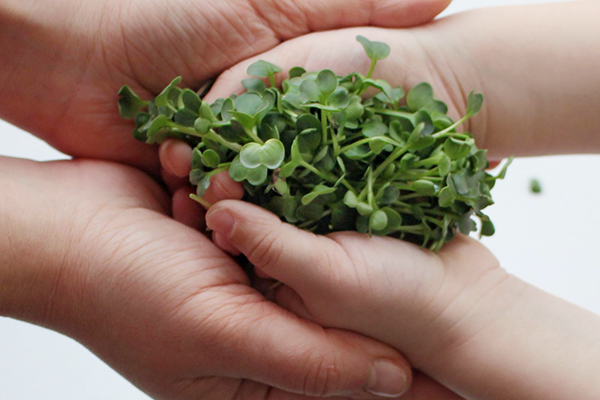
[[365, 359, 408, 398], [206, 209, 235, 236]]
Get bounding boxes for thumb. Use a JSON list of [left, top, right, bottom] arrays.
[[212, 294, 412, 398]]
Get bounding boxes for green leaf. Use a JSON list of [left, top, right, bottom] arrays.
[[118, 86, 148, 119], [346, 96, 364, 120], [229, 156, 248, 182], [246, 165, 269, 185], [444, 138, 472, 160], [459, 214, 476, 235], [174, 108, 198, 127], [272, 178, 289, 195], [467, 91, 484, 116], [363, 79, 394, 102], [407, 83, 434, 112], [357, 202, 374, 216], [301, 184, 337, 205], [494, 157, 514, 180], [221, 98, 234, 122], [180, 89, 202, 112], [316, 69, 337, 96], [439, 187, 455, 208], [240, 139, 285, 169], [369, 138, 389, 154], [439, 154, 452, 176], [192, 148, 203, 170], [289, 66, 306, 78], [413, 180, 436, 196], [407, 122, 435, 151], [155, 77, 183, 108], [201, 149, 220, 168], [194, 118, 211, 135], [299, 79, 320, 102], [472, 150, 488, 171], [242, 78, 267, 94], [379, 185, 400, 205], [480, 217, 495, 237], [296, 203, 325, 222], [146, 115, 173, 144], [530, 178, 542, 194], [362, 119, 388, 138], [201, 101, 216, 121], [196, 175, 211, 198], [247, 60, 282, 78], [381, 208, 402, 230], [298, 129, 322, 153], [189, 168, 205, 185], [370, 210, 388, 231], [329, 87, 351, 109], [344, 191, 359, 208], [235, 93, 269, 117], [356, 35, 391, 62]]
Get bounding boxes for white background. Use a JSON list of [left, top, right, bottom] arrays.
[[1, 0, 595, 399]]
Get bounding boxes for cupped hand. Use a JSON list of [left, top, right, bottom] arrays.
[[1, 0, 451, 173], [1, 156, 420, 400], [203, 200, 510, 399]]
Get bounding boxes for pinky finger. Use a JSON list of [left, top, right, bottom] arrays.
[[173, 186, 205, 231]]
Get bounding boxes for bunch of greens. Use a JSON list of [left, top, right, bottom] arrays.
[[118, 36, 511, 252]]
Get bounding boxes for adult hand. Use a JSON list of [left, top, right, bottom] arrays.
[[0, 0, 451, 173], [0, 156, 421, 399]]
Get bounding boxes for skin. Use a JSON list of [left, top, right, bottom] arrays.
[[0, 0, 451, 174], [159, 2, 600, 399]]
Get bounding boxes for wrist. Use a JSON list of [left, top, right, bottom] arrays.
[[0, 158, 85, 333], [0, 1, 102, 136], [419, 268, 600, 400], [442, 2, 600, 158]]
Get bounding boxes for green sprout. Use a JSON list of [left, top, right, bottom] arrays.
[[118, 36, 512, 252]]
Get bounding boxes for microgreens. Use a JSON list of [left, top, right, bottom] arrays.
[[118, 36, 512, 251]]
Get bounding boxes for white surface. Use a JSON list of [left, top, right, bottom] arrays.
[[0, 1, 595, 399]]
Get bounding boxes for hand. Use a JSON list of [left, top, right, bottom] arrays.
[[0, 157, 422, 400], [204, 199, 600, 400], [0, 0, 451, 173]]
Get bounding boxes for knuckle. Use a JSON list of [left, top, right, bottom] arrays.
[[247, 230, 283, 270], [302, 352, 346, 396]]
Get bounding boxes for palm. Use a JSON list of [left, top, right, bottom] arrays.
[[209, 27, 478, 139]]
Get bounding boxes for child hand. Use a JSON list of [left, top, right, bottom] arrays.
[[204, 200, 523, 399], [205, 199, 505, 363], [206, 200, 600, 400]]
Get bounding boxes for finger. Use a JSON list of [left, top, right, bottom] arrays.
[[269, 288, 467, 400], [172, 186, 205, 230], [202, 171, 245, 206], [205, 200, 346, 293], [160, 166, 189, 194], [274, 285, 314, 321], [213, 298, 413, 398], [252, 0, 451, 38], [159, 139, 193, 178], [399, 371, 465, 400], [487, 160, 501, 169], [212, 231, 241, 256]]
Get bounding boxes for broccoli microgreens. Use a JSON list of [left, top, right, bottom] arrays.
[[118, 36, 512, 252]]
